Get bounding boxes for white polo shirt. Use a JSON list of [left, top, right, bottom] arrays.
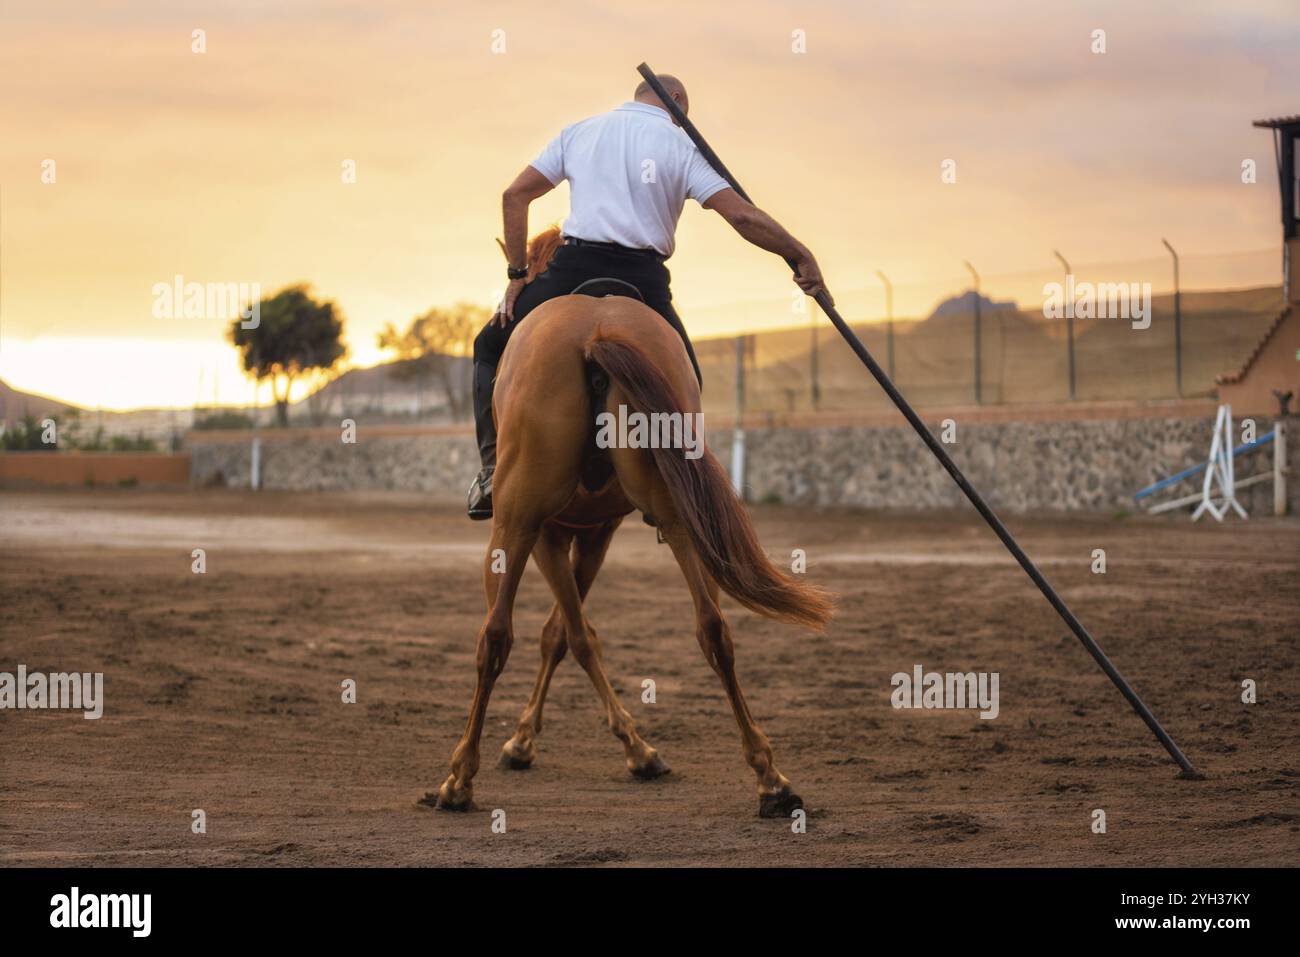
[[529, 101, 730, 258]]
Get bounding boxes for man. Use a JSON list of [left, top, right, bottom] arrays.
[[468, 72, 832, 519]]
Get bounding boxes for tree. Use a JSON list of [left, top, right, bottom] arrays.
[[229, 284, 347, 427], [377, 302, 483, 421]]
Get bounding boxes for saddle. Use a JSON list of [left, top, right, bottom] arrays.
[[571, 277, 645, 301]]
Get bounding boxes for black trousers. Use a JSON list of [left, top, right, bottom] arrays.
[[472, 241, 702, 384]]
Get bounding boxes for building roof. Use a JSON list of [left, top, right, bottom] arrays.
[[1252, 115, 1300, 129], [1216, 305, 1294, 385]]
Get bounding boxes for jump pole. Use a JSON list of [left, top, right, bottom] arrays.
[[636, 63, 1199, 777]]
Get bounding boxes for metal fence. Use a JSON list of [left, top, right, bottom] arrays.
[[689, 248, 1284, 419]]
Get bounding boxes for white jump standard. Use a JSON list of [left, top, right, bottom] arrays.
[[1134, 404, 1282, 518], [1193, 405, 1248, 521]]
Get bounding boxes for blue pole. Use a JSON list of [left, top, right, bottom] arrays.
[[1134, 431, 1275, 502]]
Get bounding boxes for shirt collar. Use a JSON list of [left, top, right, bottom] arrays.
[[616, 101, 673, 122]]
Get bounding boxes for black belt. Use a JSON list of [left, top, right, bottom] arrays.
[[563, 236, 664, 262]]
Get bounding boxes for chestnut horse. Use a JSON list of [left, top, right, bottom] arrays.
[[432, 229, 833, 817]]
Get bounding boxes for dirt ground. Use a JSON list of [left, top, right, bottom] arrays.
[[1, 488, 1297, 867]]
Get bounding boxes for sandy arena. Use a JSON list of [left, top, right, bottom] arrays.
[[2, 488, 1297, 866]]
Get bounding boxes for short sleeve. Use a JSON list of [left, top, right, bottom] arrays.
[[530, 131, 565, 185], [685, 148, 729, 205]]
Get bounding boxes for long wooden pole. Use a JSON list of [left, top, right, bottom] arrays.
[[637, 62, 1198, 776]]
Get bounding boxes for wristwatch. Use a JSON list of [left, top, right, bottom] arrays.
[[507, 265, 528, 280]]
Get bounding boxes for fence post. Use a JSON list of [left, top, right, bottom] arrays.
[[1054, 250, 1076, 400], [876, 270, 895, 380], [964, 261, 981, 403], [250, 381, 262, 491], [809, 301, 820, 411], [1275, 418, 1288, 516], [1163, 238, 1182, 397], [730, 334, 746, 498]]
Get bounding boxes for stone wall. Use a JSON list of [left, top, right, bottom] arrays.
[[715, 415, 1293, 514], [189, 429, 478, 496], [186, 413, 1296, 515]]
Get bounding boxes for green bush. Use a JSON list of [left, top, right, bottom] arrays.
[[193, 410, 254, 431], [106, 434, 158, 452]]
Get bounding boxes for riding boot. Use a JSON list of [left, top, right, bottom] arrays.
[[467, 361, 497, 520]]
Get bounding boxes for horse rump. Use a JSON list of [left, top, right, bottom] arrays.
[[585, 324, 834, 632]]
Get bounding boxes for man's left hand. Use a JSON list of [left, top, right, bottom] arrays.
[[495, 278, 527, 327]]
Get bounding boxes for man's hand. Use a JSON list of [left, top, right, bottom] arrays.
[[495, 278, 527, 327], [792, 253, 832, 305]]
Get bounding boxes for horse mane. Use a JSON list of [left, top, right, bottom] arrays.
[[525, 227, 562, 281], [497, 226, 563, 282]]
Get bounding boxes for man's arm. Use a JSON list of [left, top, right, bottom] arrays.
[[502, 166, 555, 269], [703, 188, 832, 304], [496, 166, 556, 325]]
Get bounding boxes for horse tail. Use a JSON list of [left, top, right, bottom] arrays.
[[585, 325, 834, 632]]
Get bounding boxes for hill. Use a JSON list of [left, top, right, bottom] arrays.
[[0, 379, 83, 427]]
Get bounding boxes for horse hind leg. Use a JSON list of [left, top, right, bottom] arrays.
[[528, 522, 669, 780], [663, 525, 803, 818], [432, 518, 539, 811], [434, 338, 591, 807], [499, 603, 567, 769], [500, 520, 622, 770]]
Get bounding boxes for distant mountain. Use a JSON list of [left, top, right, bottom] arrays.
[[309, 355, 469, 402], [0, 379, 83, 427], [926, 290, 1019, 321], [298, 354, 473, 422]]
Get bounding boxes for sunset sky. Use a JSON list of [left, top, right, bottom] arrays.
[[1, 0, 1296, 410]]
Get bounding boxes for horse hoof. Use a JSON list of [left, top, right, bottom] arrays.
[[630, 752, 671, 780], [758, 786, 803, 818], [429, 779, 473, 812], [498, 749, 534, 771]]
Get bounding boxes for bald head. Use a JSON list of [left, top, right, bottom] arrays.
[[634, 73, 689, 121]]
